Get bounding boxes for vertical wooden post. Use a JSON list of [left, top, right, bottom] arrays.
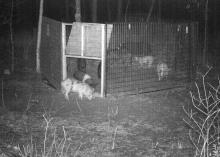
[[61, 23, 67, 80], [146, 0, 156, 22], [36, 0, 44, 73], [100, 24, 106, 97], [81, 25, 84, 56]]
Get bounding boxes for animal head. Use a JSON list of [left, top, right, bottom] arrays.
[[82, 74, 92, 83]]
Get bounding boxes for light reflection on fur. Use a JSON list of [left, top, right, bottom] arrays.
[[61, 77, 96, 100], [156, 62, 170, 81]]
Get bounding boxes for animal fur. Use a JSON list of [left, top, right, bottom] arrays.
[[73, 71, 96, 87], [73, 71, 91, 82], [156, 62, 170, 81], [71, 81, 95, 100], [134, 56, 154, 68], [82, 74, 92, 82], [61, 78, 96, 100], [61, 78, 77, 100]]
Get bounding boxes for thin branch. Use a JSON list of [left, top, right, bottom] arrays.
[[1, 79, 6, 108], [146, 0, 156, 22], [42, 114, 53, 157], [124, 0, 130, 22], [75, 97, 82, 112], [202, 75, 209, 110], [208, 82, 220, 98], [188, 130, 200, 153], [10, 0, 14, 72], [183, 118, 202, 136], [190, 93, 208, 115], [112, 127, 118, 150]]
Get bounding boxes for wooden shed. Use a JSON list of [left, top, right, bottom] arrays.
[[40, 17, 111, 97], [40, 16, 198, 97]]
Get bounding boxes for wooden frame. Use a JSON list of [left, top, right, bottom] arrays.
[[61, 22, 107, 97]]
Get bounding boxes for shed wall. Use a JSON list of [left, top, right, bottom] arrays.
[[40, 17, 62, 88]]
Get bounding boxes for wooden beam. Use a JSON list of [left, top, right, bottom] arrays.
[[100, 24, 106, 97], [36, 0, 44, 73], [61, 23, 67, 80]]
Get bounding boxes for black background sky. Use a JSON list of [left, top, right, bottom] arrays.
[[0, 0, 220, 36]]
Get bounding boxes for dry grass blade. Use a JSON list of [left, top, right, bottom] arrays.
[[1, 79, 6, 109], [112, 127, 118, 150]]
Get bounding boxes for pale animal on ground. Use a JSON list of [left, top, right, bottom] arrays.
[[3, 69, 10, 75], [71, 81, 95, 100], [82, 73, 92, 82], [61, 78, 77, 100], [61, 77, 96, 100], [73, 71, 92, 83], [73, 71, 95, 86], [156, 62, 170, 81], [134, 56, 154, 68]]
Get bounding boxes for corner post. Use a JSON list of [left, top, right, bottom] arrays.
[[61, 23, 67, 80], [100, 24, 106, 97]]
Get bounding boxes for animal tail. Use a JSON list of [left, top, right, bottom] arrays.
[[82, 74, 92, 82]]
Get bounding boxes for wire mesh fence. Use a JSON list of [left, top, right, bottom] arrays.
[[105, 22, 198, 95]]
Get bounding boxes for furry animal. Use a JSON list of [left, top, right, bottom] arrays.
[[156, 62, 170, 81], [82, 73, 92, 82], [61, 78, 77, 100], [73, 71, 94, 85], [61, 78, 95, 100], [134, 56, 154, 68], [71, 81, 95, 100], [3, 69, 10, 75]]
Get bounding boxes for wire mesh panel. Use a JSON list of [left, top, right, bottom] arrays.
[[105, 22, 197, 95]]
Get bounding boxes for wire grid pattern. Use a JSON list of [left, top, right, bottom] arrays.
[[105, 22, 197, 95]]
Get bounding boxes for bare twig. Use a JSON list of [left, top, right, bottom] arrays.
[[1, 79, 6, 108], [124, 0, 130, 22], [73, 143, 83, 157], [112, 127, 118, 150], [188, 130, 200, 153], [24, 93, 32, 114], [146, 0, 156, 22], [42, 114, 53, 157], [75, 97, 82, 112], [183, 67, 220, 157], [208, 82, 220, 98], [60, 126, 67, 157]]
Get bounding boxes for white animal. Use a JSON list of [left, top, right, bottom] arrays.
[[3, 69, 10, 75], [61, 78, 77, 100], [82, 74, 92, 82], [73, 71, 92, 84], [71, 81, 95, 100], [156, 62, 170, 81], [134, 56, 154, 68], [61, 78, 95, 100]]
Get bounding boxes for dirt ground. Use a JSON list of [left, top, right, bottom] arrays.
[[0, 72, 195, 157]]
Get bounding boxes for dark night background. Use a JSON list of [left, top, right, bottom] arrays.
[[1, 2, 220, 156], [0, 0, 220, 72]]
